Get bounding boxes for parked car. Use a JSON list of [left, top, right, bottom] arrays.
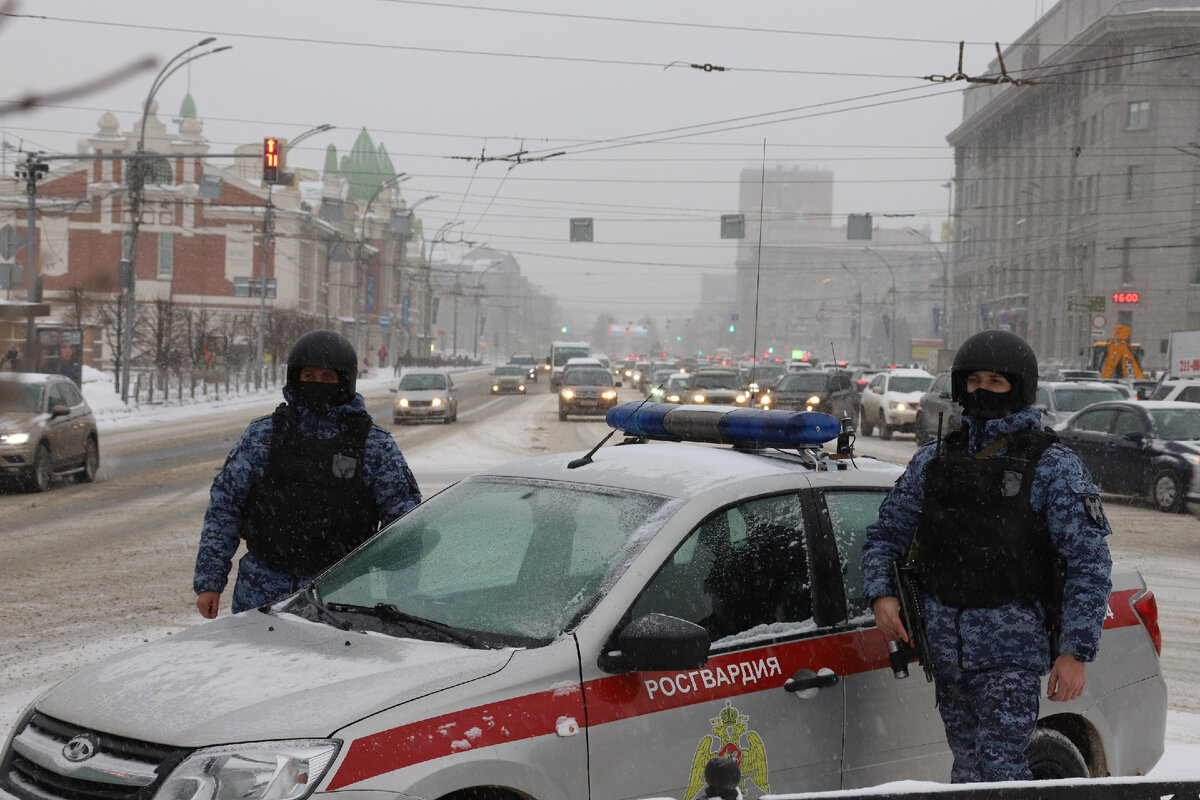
[[759, 369, 858, 420], [559, 366, 618, 420], [0, 404, 1166, 800], [913, 371, 961, 445], [490, 365, 528, 395], [1035, 381, 1126, 427], [0, 372, 99, 492], [1056, 400, 1200, 513], [392, 370, 458, 424], [858, 368, 934, 439]]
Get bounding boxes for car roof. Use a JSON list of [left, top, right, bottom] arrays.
[[0, 372, 69, 385], [482, 440, 902, 500], [1131, 400, 1200, 411], [1040, 380, 1123, 390], [885, 368, 932, 377]]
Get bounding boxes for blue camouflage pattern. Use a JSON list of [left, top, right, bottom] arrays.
[[861, 404, 1112, 782], [194, 388, 421, 613]]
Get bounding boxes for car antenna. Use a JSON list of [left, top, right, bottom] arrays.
[[828, 342, 856, 459], [567, 382, 665, 469]]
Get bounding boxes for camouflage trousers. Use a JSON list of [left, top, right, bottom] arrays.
[[231, 553, 313, 613], [933, 661, 1041, 782]]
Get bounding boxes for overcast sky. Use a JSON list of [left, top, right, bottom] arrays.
[[2, 0, 1047, 331]]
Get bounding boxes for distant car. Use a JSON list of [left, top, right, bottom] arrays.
[[744, 364, 786, 402], [1056, 400, 1200, 512], [490, 365, 528, 395], [1035, 381, 1126, 427], [1044, 368, 1104, 382], [661, 372, 691, 404], [857, 368, 934, 439], [1150, 377, 1200, 403], [509, 353, 538, 382], [0, 372, 99, 492], [392, 370, 458, 424], [786, 360, 815, 373], [851, 369, 878, 395], [913, 371, 961, 445], [688, 369, 750, 406], [759, 369, 858, 420], [645, 367, 683, 397], [559, 366, 618, 420]]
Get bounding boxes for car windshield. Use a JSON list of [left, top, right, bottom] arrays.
[[313, 477, 674, 644], [694, 373, 740, 390], [495, 366, 525, 376], [398, 373, 446, 390], [749, 366, 785, 381], [888, 376, 932, 393], [564, 369, 612, 386], [510, 355, 534, 365], [0, 382, 43, 412], [1052, 386, 1123, 412], [777, 373, 830, 392], [1150, 408, 1200, 441], [553, 347, 589, 366]]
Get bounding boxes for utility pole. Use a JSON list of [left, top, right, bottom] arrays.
[[16, 153, 48, 358]]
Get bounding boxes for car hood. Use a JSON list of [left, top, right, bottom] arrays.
[[884, 390, 925, 402], [0, 411, 42, 432], [37, 611, 514, 747], [396, 389, 448, 399], [1161, 439, 1200, 456]]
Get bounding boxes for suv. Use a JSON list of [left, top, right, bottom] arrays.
[[392, 370, 458, 424], [1150, 377, 1200, 404], [0, 404, 1166, 800], [858, 368, 934, 439], [509, 353, 538, 382], [1036, 380, 1126, 427], [759, 369, 858, 420], [689, 369, 750, 406], [0, 373, 99, 492], [913, 371, 961, 445], [558, 365, 618, 420]]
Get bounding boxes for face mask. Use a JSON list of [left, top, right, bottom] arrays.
[[961, 388, 1019, 421], [293, 381, 343, 411]]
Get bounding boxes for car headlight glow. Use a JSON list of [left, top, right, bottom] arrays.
[[667, 394, 681, 403], [561, 389, 575, 400], [693, 393, 707, 404], [759, 394, 772, 406], [518, 385, 526, 392], [492, 384, 500, 392], [807, 395, 821, 406], [1185, 454, 1200, 466], [735, 394, 747, 404], [155, 739, 340, 800], [1, 432, 30, 445], [397, 398, 409, 408], [602, 390, 617, 400], [888, 400, 907, 411], [431, 397, 443, 407]]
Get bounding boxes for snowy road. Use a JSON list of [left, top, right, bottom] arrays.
[[1, 377, 1199, 779]]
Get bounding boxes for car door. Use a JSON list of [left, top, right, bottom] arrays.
[[585, 491, 845, 800], [813, 487, 950, 788], [1058, 408, 1118, 487], [1105, 407, 1152, 494], [44, 381, 78, 469]]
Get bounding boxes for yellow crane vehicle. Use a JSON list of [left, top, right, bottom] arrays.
[[1091, 324, 1145, 379]]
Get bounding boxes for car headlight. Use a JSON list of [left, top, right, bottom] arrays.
[[888, 400, 907, 411], [561, 389, 575, 400], [807, 395, 821, 406], [1184, 454, 1200, 466], [652, 387, 664, 397], [748, 382, 760, 392], [735, 394, 747, 404], [518, 385, 526, 392], [155, 739, 340, 800], [759, 394, 772, 406], [431, 397, 443, 407], [667, 394, 681, 403], [491, 384, 500, 392], [396, 398, 409, 408], [693, 393, 706, 403], [1, 432, 30, 445], [602, 390, 617, 400]]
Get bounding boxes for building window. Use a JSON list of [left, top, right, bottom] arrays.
[[1127, 100, 1150, 130], [145, 157, 174, 186], [1130, 44, 1153, 73], [157, 232, 173, 279], [1121, 237, 1135, 284], [1126, 165, 1143, 201]]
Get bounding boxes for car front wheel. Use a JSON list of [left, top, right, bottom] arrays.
[[858, 407, 875, 437], [26, 443, 52, 493], [1027, 727, 1089, 780], [1150, 467, 1185, 513], [913, 412, 929, 445], [76, 436, 99, 483], [878, 412, 893, 440]]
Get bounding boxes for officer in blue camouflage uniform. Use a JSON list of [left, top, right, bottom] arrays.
[[194, 330, 421, 618], [861, 330, 1112, 783]]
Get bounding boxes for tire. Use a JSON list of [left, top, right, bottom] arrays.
[[858, 407, 875, 437], [1026, 727, 1089, 780], [559, 407, 568, 421], [879, 413, 893, 441], [1150, 467, 1185, 513], [26, 443, 52, 493], [913, 412, 929, 446], [76, 436, 98, 483]]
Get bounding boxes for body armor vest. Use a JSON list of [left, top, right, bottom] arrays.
[[241, 404, 378, 576], [915, 427, 1059, 608]]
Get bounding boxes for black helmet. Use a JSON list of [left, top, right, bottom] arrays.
[[286, 330, 358, 406], [951, 329, 1038, 407]]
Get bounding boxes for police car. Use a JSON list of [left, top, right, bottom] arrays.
[[0, 405, 1166, 800]]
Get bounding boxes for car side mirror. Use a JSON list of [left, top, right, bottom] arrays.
[[1123, 431, 1146, 442], [872, 386, 882, 394], [598, 613, 710, 674], [49, 405, 70, 418], [389, 387, 397, 393]]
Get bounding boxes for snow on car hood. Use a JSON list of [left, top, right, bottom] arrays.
[[37, 610, 514, 748], [0, 411, 41, 431]]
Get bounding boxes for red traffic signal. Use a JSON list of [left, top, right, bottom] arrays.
[[263, 137, 280, 184]]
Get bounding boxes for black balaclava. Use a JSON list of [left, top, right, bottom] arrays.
[[950, 330, 1039, 423], [960, 375, 1023, 421], [285, 330, 358, 411]]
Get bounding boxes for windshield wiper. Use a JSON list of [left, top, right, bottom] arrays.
[[286, 586, 353, 631], [328, 602, 487, 649]]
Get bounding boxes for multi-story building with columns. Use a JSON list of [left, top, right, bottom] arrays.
[[948, 0, 1200, 372]]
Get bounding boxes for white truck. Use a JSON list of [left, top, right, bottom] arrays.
[[547, 340, 590, 390]]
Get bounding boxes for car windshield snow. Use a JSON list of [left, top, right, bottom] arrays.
[[1150, 408, 1200, 440], [398, 373, 447, 390], [311, 477, 673, 645], [1052, 386, 1123, 412], [776, 373, 829, 392], [693, 373, 740, 390], [494, 366, 525, 376], [564, 369, 613, 386], [887, 376, 932, 393], [0, 382, 43, 412]]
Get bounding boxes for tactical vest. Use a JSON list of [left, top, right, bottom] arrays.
[[241, 404, 378, 576], [915, 427, 1059, 609]]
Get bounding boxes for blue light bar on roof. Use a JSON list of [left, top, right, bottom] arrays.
[[606, 402, 840, 448]]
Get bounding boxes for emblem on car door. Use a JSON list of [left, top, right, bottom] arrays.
[[62, 734, 99, 762]]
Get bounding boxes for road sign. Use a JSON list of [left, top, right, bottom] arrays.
[[0, 224, 25, 260], [380, 313, 391, 329], [1067, 295, 1106, 312], [1092, 314, 1107, 329]]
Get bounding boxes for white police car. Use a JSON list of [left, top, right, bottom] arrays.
[[0, 405, 1166, 800]]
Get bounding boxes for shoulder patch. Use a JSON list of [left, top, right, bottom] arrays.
[[1083, 495, 1106, 526]]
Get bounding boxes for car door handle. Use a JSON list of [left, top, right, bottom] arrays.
[[784, 668, 839, 693]]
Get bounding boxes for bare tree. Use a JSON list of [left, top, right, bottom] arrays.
[[93, 294, 125, 391]]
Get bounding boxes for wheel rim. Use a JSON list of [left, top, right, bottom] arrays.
[[1155, 474, 1178, 508], [33, 446, 51, 491], [83, 441, 98, 479]]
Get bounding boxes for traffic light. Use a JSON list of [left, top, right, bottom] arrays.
[[728, 324, 735, 333], [561, 325, 568, 333], [263, 137, 280, 184]]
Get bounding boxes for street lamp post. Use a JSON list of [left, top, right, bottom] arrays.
[[840, 263, 863, 364], [863, 247, 899, 365], [391, 195, 437, 361], [905, 227, 952, 347], [354, 173, 410, 354], [423, 221, 463, 356], [121, 38, 230, 403], [255, 123, 334, 382]]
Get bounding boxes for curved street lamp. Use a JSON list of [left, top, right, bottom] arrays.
[[121, 38, 231, 402], [354, 174, 410, 352], [863, 247, 899, 365]]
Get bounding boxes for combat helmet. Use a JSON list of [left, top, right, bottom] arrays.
[[950, 329, 1038, 411], [285, 330, 358, 407]]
